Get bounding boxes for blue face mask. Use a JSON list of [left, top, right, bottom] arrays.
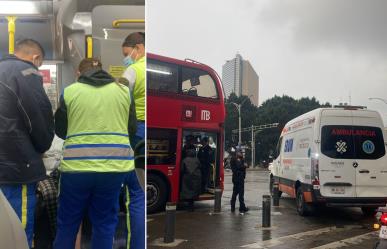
[[123, 49, 136, 67], [123, 55, 134, 67]]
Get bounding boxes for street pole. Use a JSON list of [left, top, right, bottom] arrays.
[[238, 105, 241, 147], [251, 125, 254, 167]]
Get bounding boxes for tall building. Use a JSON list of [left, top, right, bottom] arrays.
[[222, 53, 259, 106]]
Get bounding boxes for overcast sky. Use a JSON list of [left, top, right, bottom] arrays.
[[147, 0, 387, 124]]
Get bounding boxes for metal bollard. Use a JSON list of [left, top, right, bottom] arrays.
[[214, 188, 222, 213], [164, 203, 176, 243], [262, 195, 271, 227], [272, 182, 280, 207]]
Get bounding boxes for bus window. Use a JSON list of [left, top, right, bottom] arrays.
[[181, 67, 218, 99], [147, 59, 179, 93], [147, 128, 178, 165]]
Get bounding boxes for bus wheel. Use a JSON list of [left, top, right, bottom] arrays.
[[147, 174, 167, 214], [296, 188, 313, 216]]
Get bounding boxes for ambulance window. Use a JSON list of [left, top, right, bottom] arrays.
[[147, 128, 177, 165], [322, 125, 355, 159], [321, 125, 385, 159], [353, 126, 385, 159], [181, 67, 219, 99], [274, 137, 283, 158], [147, 59, 179, 93]]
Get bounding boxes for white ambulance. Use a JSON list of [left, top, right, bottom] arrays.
[[270, 106, 387, 216]]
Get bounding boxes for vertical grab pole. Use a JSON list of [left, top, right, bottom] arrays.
[[7, 16, 17, 54], [86, 36, 93, 58]]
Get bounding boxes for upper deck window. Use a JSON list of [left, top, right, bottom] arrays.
[[147, 58, 219, 99], [181, 67, 218, 99], [147, 59, 179, 93]]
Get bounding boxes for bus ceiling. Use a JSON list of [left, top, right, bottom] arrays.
[[0, 0, 144, 87], [0, 1, 140, 97]]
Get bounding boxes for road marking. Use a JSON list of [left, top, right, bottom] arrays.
[[150, 238, 188, 247], [310, 231, 377, 249], [241, 226, 362, 248]]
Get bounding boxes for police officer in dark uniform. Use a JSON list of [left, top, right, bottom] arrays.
[[230, 151, 249, 213]]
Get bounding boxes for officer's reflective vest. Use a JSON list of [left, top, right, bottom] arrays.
[[60, 82, 134, 172], [129, 56, 145, 121]]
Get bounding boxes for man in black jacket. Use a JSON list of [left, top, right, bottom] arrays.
[[0, 39, 54, 247], [230, 151, 249, 213], [198, 137, 213, 193]]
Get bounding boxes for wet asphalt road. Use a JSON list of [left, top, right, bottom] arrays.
[[147, 169, 380, 249]]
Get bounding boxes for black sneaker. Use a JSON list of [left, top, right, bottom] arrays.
[[231, 206, 235, 212]]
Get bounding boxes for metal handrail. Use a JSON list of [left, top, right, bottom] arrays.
[[112, 19, 144, 28]]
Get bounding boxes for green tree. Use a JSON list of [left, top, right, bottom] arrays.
[[225, 94, 330, 165]]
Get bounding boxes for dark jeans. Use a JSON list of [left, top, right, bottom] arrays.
[[231, 180, 246, 211]]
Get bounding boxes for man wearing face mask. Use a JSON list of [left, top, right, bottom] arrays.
[[122, 32, 145, 147], [121, 32, 145, 249], [0, 39, 54, 247]]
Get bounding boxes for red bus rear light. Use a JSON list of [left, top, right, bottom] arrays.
[[380, 213, 387, 226]]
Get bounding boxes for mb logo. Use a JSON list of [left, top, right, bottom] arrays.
[[201, 110, 211, 121]]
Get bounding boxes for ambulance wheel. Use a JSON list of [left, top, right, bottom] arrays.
[[296, 188, 313, 216], [147, 174, 167, 214], [361, 207, 377, 216]]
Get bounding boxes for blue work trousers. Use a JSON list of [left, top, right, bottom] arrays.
[[125, 170, 145, 249], [0, 183, 36, 248], [54, 172, 126, 249]]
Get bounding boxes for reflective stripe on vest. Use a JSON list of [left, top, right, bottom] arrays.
[[63, 144, 134, 160], [129, 56, 145, 121]]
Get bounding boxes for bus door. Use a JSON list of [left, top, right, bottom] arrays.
[[181, 130, 220, 198]]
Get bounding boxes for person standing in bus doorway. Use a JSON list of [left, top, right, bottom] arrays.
[[0, 39, 54, 247], [53, 58, 136, 249], [180, 149, 202, 211], [198, 137, 213, 193], [182, 135, 196, 159], [121, 32, 145, 249], [230, 151, 249, 213]]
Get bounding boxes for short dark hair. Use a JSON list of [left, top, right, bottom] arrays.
[[15, 39, 45, 57], [78, 58, 102, 75], [122, 32, 145, 47]]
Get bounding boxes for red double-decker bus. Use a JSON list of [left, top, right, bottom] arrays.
[[147, 53, 226, 213]]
